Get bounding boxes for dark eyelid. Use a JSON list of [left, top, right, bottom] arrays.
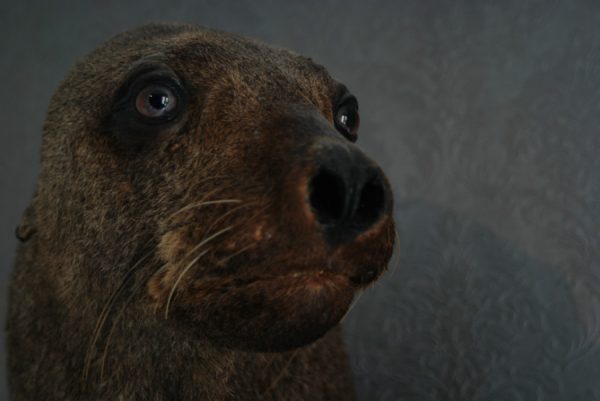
[[340, 95, 358, 110], [114, 64, 183, 105], [333, 84, 359, 111]]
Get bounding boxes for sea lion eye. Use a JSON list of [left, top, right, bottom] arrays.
[[334, 99, 360, 142], [135, 85, 178, 118], [107, 66, 187, 137]]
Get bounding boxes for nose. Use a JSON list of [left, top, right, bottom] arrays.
[[308, 141, 392, 246]]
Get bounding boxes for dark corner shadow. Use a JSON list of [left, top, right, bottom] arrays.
[[343, 198, 600, 401]]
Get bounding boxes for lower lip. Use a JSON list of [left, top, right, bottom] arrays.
[[281, 269, 351, 291]]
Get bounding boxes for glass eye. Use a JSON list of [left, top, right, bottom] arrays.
[[335, 104, 360, 142], [135, 85, 177, 119]]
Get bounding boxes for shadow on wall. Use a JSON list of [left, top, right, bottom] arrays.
[[344, 199, 600, 401]]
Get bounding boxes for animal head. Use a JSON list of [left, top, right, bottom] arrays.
[[30, 23, 395, 352]]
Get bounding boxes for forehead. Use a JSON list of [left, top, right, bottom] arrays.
[[103, 25, 337, 101]]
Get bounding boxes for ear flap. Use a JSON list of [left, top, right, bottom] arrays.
[[15, 195, 37, 243]]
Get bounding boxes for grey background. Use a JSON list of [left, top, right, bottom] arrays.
[[2, 1, 600, 400]]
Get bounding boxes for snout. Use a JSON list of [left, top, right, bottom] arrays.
[[149, 115, 396, 352], [307, 138, 393, 247]]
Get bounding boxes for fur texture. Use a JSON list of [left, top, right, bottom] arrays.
[[8, 23, 395, 400]]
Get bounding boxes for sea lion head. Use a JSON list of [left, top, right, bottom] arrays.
[[31, 23, 395, 352]]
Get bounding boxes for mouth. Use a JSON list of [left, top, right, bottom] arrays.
[[149, 207, 395, 352], [189, 267, 356, 351], [248, 260, 380, 290], [148, 257, 362, 351], [236, 266, 355, 303]]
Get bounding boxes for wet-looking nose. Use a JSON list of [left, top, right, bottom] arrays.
[[308, 143, 391, 246]]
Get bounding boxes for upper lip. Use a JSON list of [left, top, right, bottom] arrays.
[[202, 256, 355, 284], [241, 268, 354, 289]]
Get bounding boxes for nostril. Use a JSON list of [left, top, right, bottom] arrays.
[[352, 174, 386, 231], [309, 168, 346, 225]]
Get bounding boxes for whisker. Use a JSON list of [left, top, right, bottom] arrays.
[[164, 225, 233, 319], [93, 198, 267, 377], [168, 198, 241, 220], [241, 203, 271, 228], [260, 349, 300, 397], [196, 174, 230, 185], [340, 290, 364, 323], [199, 204, 270, 277], [82, 248, 155, 383], [83, 189, 253, 382], [201, 202, 257, 240], [164, 249, 210, 320], [160, 201, 253, 235], [217, 243, 255, 266], [99, 262, 165, 379], [173, 185, 226, 216]]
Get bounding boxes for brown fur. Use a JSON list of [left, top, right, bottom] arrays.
[[7, 23, 395, 400]]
